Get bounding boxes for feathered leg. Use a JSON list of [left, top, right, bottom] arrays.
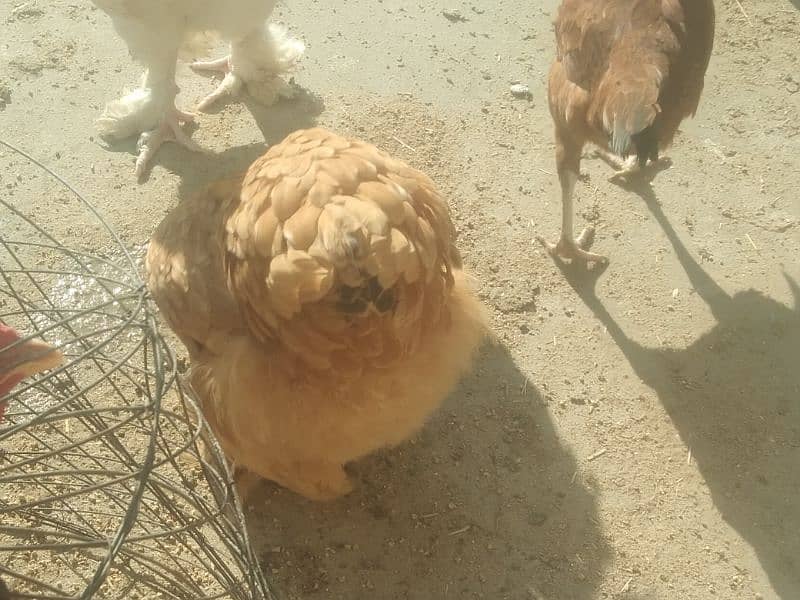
[[191, 24, 304, 112], [96, 50, 207, 179], [537, 126, 608, 263]]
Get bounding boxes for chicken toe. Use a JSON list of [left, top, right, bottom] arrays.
[[190, 56, 232, 74], [135, 108, 207, 179], [608, 155, 641, 182], [192, 62, 244, 112], [191, 56, 241, 111], [536, 227, 608, 264]]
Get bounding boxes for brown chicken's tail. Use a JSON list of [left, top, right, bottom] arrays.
[[599, 70, 662, 164]]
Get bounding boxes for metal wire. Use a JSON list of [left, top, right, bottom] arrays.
[[0, 140, 276, 600]]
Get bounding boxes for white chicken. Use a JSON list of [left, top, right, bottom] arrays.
[[91, 0, 304, 178]]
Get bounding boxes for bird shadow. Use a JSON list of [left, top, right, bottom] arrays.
[[559, 182, 800, 598], [175, 84, 323, 194], [789, 0, 800, 11], [127, 84, 324, 188], [243, 342, 612, 600]]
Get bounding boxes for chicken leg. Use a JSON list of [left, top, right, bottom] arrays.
[[134, 106, 206, 179], [96, 56, 207, 179], [191, 24, 304, 112], [190, 56, 243, 112], [536, 128, 608, 263]]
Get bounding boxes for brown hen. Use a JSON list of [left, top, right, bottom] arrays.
[[1, 323, 64, 422], [146, 128, 488, 501], [537, 0, 715, 263]]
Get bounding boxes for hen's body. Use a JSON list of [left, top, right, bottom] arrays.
[[92, 0, 303, 178], [146, 129, 487, 501], [538, 0, 715, 262]]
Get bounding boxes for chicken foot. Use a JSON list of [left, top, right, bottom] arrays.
[[135, 106, 207, 179], [191, 25, 303, 111], [594, 149, 641, 181], [594, 148, 669, 182], [537, 130, 608, 263], [191, 53, 297, 112], [190, 57, 243, 112]]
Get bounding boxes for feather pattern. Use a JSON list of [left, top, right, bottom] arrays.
[[549, 0, 715, 158], [146, 128, 488, 501]]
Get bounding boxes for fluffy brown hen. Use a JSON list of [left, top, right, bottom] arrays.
[[146, 128, 488, 501], [537, 0, 715, 263]]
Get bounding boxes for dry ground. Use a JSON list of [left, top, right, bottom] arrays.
[[1, 0, 799, 598]]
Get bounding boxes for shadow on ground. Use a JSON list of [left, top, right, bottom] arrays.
[[101, 84, 324, 191], [245, 343, 612, 599], [561, 180, 800, 599]]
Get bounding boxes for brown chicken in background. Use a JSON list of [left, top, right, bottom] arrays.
[[537, 0, 715, 263], [146, 128, 488, 501], [0, 323, 64, 423]]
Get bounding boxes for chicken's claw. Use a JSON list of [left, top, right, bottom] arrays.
[[536, 226, 608, 264], [191, 56, 243, 112], [608, 155, 641, 182], [135, 109, 208, 180], [190, 56, 232, 74]]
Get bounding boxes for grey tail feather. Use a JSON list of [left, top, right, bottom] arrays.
[[610, 127, 631, 157]]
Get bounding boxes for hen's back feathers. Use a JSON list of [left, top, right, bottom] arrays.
[[222, 129, 462, 374], [550, 0, 715, 160]]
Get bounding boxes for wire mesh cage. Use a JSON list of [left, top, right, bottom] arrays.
[[0, 141, 275, 600]]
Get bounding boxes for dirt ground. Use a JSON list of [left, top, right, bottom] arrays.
[[2, 0, 799, 598]]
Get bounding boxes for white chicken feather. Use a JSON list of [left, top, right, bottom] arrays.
[[91, 0, 304, 178]]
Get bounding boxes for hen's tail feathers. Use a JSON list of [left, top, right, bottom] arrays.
[[603, 93, 660, 159], [595, 58, 664, 159], [95, 74, 165, 140], [230, 23, 305, 106]]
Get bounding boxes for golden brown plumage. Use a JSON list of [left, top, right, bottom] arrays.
[[537, 0, 715, 262], [146, 128, 488, 501]]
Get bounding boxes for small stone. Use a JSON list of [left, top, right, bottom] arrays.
[[442, 9, 467, 22], [510, 83, 532, 99]]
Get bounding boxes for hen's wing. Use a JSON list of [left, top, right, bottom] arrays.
[[146, 178, 245, 357], [552, 0, 620, 90], [224, 128, 461, 374]]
